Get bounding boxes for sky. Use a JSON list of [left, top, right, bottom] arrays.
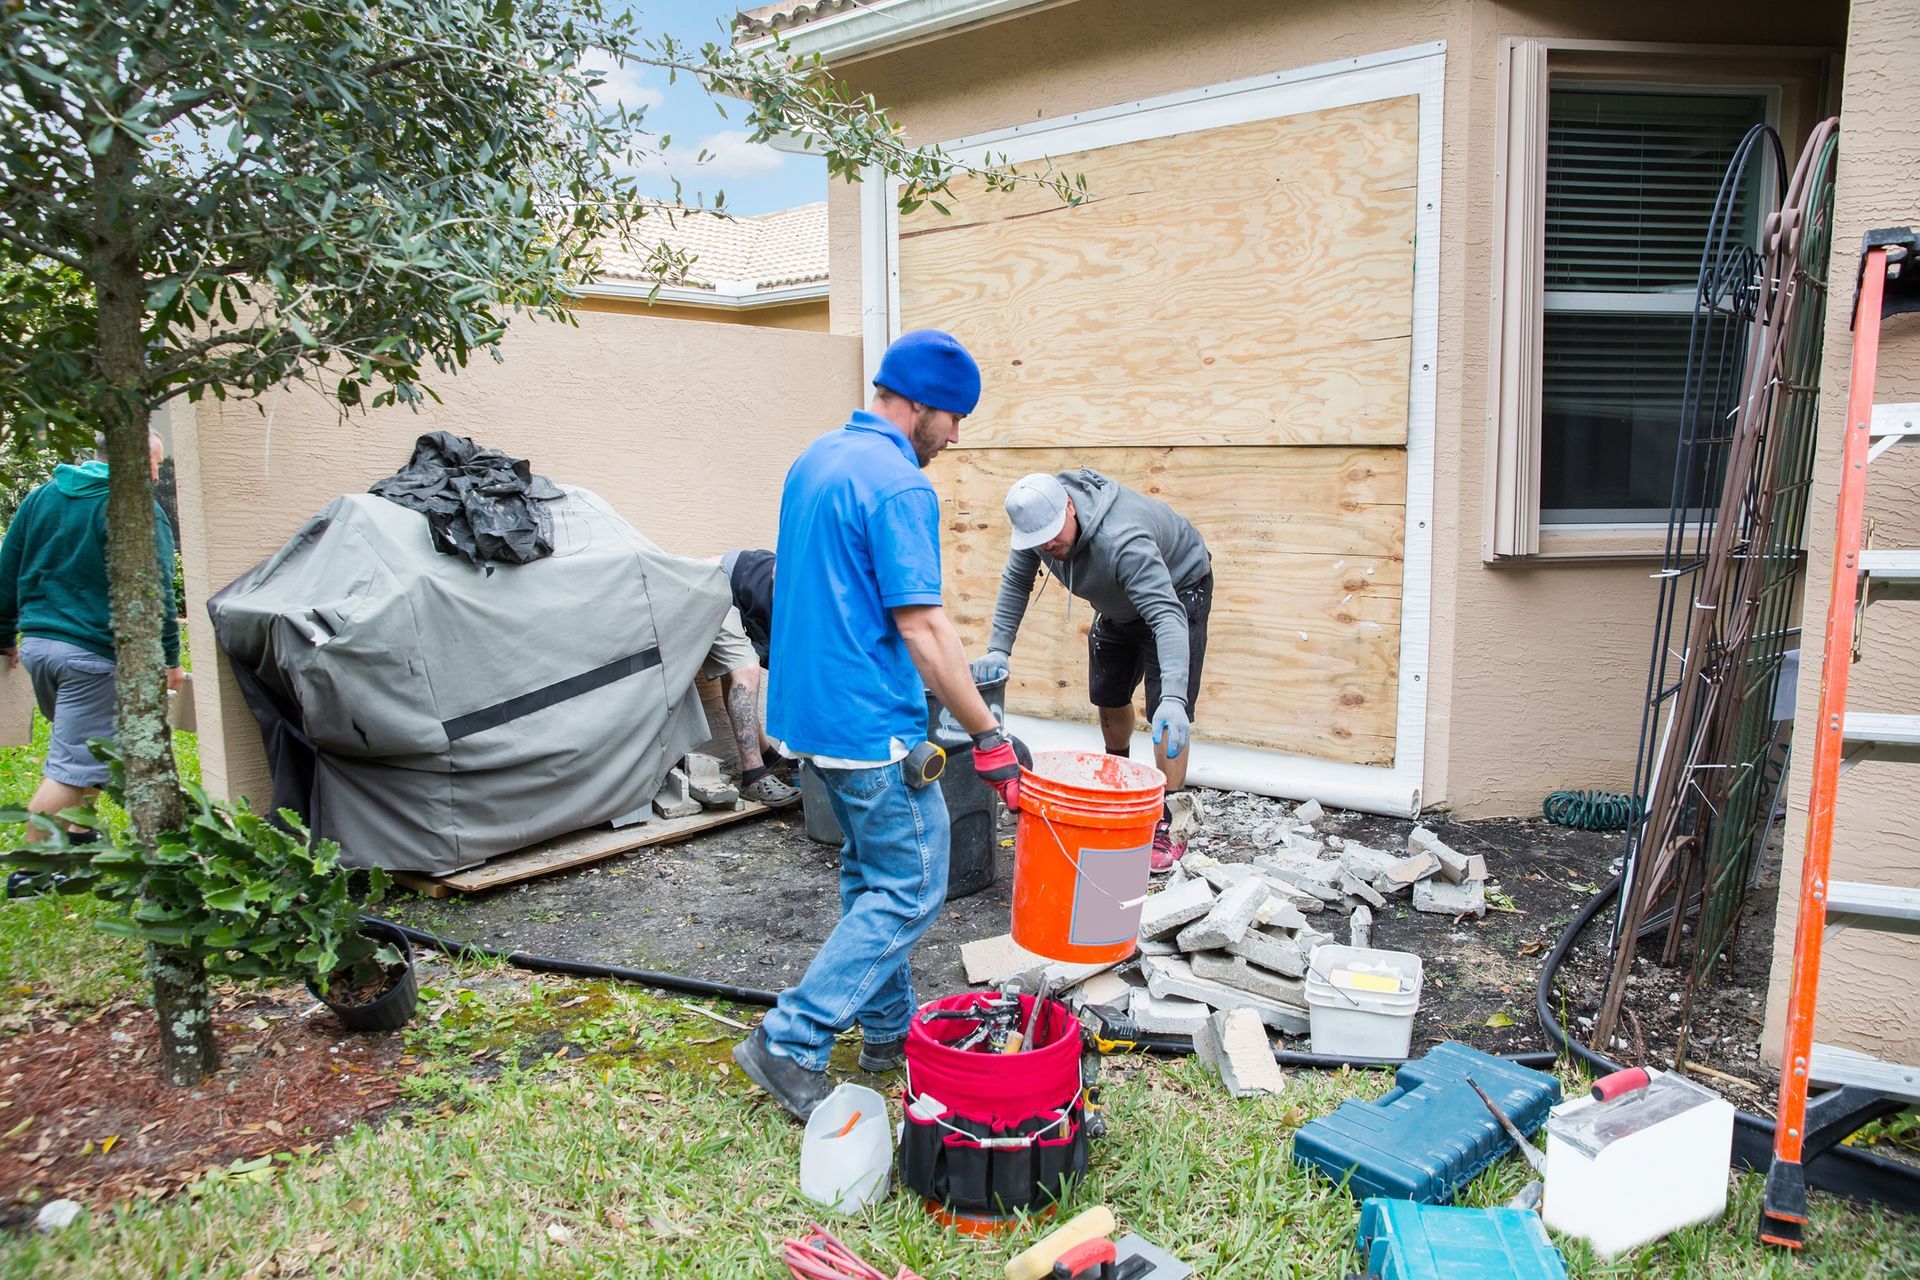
[[603, 2, 832, 216]]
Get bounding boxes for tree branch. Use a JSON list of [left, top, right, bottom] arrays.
[[0, 222, 87, 271], [147, 325, 274, 382]]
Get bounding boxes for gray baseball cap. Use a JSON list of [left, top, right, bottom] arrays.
[[1006, 473, 1069, 551]]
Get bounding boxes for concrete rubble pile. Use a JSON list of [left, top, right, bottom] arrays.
[[967, 798, 1492, 1097]]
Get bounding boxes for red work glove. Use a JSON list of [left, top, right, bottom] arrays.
[[972, 727, 1021, 812]]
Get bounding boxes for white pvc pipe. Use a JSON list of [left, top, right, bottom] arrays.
[[1004, 714, 1422, 818]]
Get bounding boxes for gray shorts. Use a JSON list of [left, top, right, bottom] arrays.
[[20, 636, 117, 789], [701, 607, 759, 681]]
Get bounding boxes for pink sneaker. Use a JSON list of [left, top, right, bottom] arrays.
[[1149, 821, 1185, 873]]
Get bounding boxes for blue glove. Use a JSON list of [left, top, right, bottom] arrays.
[[970, 649, 1011, 685], [1151, 699, 1190, 759]]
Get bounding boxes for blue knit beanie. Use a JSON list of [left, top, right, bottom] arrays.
[[873, 329, 982, 416]]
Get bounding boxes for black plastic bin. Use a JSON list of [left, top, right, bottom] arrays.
[[799, 677, 1008, 900]]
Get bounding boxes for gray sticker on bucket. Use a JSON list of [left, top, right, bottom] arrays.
[[1068, 842, 1153, 947]]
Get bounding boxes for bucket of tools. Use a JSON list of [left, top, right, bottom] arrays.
[[899, 990, 1086, 1233]]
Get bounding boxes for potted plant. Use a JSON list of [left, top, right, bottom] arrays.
[[304, 915, 417, 1033], [1, 745, 417, 1082]]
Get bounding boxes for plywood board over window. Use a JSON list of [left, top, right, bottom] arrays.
[[900, 96, 1418, 769], [934, 446, 1406, 765], [899, 96, 1418, 449]]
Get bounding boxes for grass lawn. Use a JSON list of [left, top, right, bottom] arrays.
[[4, 729, 1918, 1278]]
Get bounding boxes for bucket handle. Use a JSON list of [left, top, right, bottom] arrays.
[[1029, 805, 1151, 911]]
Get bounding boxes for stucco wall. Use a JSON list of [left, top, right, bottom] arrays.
[[822, 0, 1842, 816], [1761, 0, 1920, 1067], [175, 311, 861, 807]]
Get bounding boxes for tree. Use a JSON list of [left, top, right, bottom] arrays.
[[0, 0, 1078, 1085]]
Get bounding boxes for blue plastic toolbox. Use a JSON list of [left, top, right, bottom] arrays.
[[1354, 1198, 1569, 1280], [1293, 1042, 1561, 1203]]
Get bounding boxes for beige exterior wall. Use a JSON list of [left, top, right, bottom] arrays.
[[175, 311, 861, 807], [574, 294, 830, 331], [822, 0, 1842, 815], [1762, 0, 1920, 1067]]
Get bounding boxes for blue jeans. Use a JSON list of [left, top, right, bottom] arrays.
[[760, 761, 950, 1071]]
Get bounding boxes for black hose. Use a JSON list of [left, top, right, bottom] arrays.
[[1532, 877, 1920, 1212], [375, 916, 1556, 1073], [374, 917, 781, 1007]]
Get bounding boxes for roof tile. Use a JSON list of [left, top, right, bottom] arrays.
[[591, 202, 828, 294]]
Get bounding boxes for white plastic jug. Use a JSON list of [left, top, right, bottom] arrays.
[[799, 1083, 892, 1213]]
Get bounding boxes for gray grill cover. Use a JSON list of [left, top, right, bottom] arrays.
[[209, 488, 728, 874]]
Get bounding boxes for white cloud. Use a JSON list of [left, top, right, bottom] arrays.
[[685, 130, 787, 178], [579, 50, 665, 115]]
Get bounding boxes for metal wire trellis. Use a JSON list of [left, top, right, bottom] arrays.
[[1595, 120, 1841, 1053]]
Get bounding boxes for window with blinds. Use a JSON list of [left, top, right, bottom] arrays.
[[1539, 88, 1768, 523]]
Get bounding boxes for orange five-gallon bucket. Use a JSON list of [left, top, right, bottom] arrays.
[[1011, 751, 1166, 963]]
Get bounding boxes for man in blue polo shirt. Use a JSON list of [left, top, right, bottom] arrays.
[[733, 330, 1022, 1121]]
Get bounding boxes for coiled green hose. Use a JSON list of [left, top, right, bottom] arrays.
[[1541, 789, 1644, 831]]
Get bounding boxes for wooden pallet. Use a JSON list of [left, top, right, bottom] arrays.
[[393, 802, 772, 898]]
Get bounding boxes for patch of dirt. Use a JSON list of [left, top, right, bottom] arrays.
[[0, 985, 415, 1224], [388, 793, 1631, 1061], [1552, 830, 1788, 1112]]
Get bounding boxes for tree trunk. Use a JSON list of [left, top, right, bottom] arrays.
[[147, 943, 215, 1086], [93, 138, 204, 1082]]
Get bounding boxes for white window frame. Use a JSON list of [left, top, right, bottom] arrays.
[[1483, 39, 1831, 561], [861, 43, 1445, 817]]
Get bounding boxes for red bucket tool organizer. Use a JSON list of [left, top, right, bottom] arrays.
[[898, 991, 1087, 1216]]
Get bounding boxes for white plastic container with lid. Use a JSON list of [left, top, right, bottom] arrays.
[[1543, 1070, 1735, 1256], [799, 1083, 892, 1213], [1303, 943, 1423, 1059]]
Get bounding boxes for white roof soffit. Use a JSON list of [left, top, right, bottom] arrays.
[[736, 0, 1060, 63], [573, 279, 828, 309]]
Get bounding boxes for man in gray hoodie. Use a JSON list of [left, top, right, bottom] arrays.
[[972, 469, 1211, 870]]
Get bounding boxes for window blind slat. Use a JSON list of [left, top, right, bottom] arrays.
[[1544, 89, 1766, 293]]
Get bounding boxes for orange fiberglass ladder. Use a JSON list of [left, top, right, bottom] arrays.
[[1762, 228, 1920, 1250]]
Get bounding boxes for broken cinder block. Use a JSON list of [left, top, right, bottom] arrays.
[[1413, 876, 1486, 919], [1191, 950, 1308, 1006], [960, 933, 1116, 989], [1253, 896, 1309, 931], [653, 767, 702, 819], [1205, 1008, 1287, 1097], [1175, 877, 1268, 952], [1292, 798, 1326, 828], [1070, 969, 1134, 1009], [1349, 904, 1374, 949], [1130, 988, 1212, 1036], [1336, 870, 1388, 910], [1143, 955, 1309, 1035], [1253, 859, 1344, 905], [1339, 843, 1402, 881], [1379, 851, 1441, 890], [1138, 875, 1216, 940], [1225, 925, 1309, 978], [684, 752, 739, 807], [1409, 825, 1471, 884], [1166, 790, 1205, 844]]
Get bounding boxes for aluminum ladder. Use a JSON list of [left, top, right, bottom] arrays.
[[1761, 229, 1920, 1249]]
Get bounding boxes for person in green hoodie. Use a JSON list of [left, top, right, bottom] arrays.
[[1, 434, 180, 848]]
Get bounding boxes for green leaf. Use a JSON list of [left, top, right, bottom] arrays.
[[1485, 1011, 1516, 1029], [201, 886, 250, 912]]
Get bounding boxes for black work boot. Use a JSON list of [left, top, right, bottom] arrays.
[[857, 1035, 906, 1073], [732, 1028, 831, 1122]]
